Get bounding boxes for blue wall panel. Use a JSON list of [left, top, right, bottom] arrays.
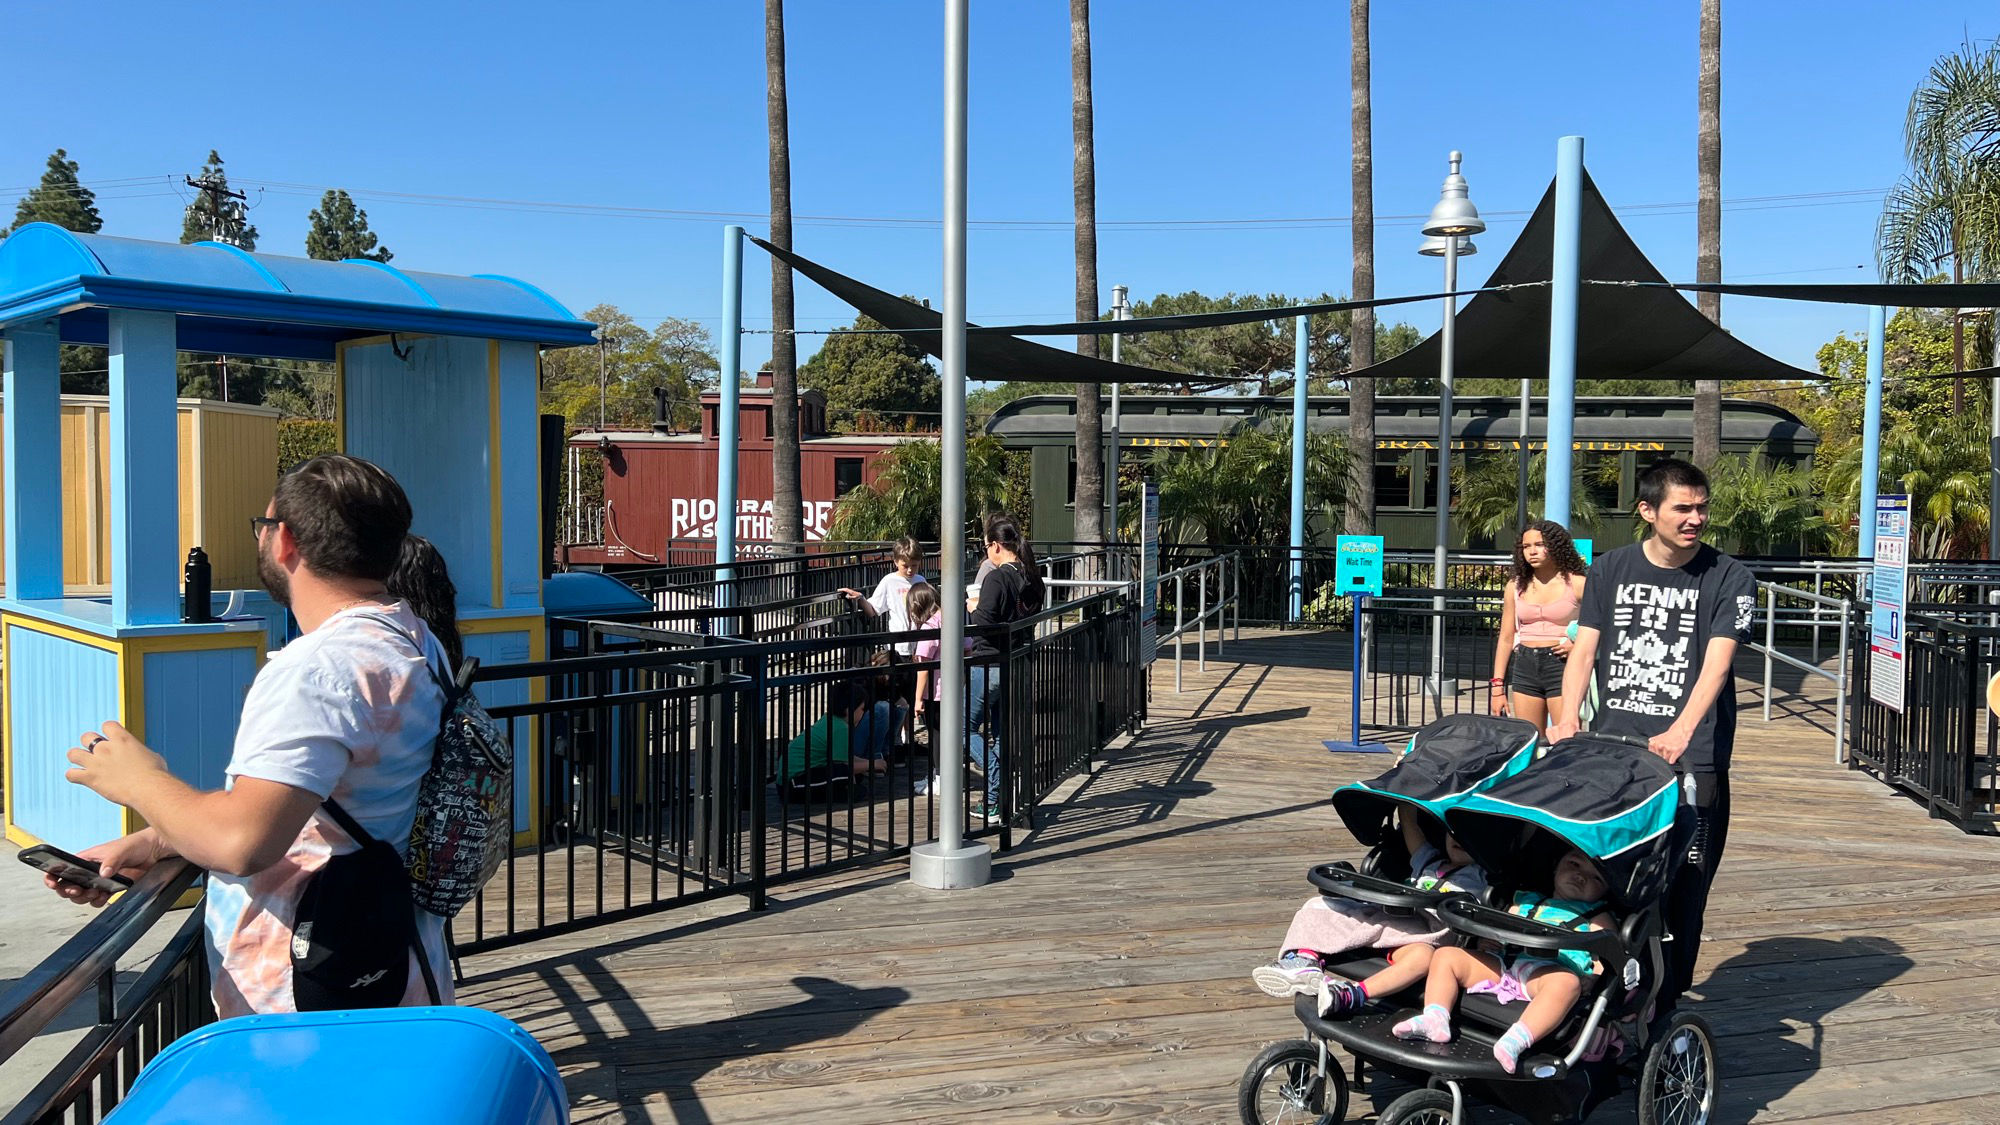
[[496, 341, 541, 610], [7, 628, 123, 851], [143, 647, 258, 791], [343, 336, 494, 605], [463, 629, 535, 833]]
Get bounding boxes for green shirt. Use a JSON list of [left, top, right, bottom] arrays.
[[785, 715, 854, 779]]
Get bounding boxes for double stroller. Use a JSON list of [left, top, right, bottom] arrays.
[[1239, 714, 1717, 1125]]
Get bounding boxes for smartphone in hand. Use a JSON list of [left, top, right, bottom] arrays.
[[18, 844, 134, 895]]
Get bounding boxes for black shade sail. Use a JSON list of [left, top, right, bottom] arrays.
[[1347, 172, 1825, 384]]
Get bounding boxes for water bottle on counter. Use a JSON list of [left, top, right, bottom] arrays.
[[183, 547, 212, 623]]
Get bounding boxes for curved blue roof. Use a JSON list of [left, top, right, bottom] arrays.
[[0, 224, 596, 358]]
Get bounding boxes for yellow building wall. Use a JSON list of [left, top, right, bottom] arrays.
[[0, 398, 277, 593]]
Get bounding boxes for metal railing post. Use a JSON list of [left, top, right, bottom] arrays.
[[1836, 598, 1850, 763], [1763, 584, 1777, 722], [1175, 572, 1185, 693], [1197, 564, 1208, 673], [1232, 552, 1241, 643]]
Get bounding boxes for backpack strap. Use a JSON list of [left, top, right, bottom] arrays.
[[319, 796, 382, 850]]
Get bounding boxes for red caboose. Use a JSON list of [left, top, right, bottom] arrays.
[[562, 374, 930, 567]]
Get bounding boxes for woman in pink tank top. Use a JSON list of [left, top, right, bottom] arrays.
[[1489, 520, 1590, 739]]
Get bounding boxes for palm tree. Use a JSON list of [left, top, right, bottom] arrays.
[[1345, 0, 1377, 535], [1878, 38, 2000, 407], [1704, 453, 1827, 556], [1121, 421, 1346, 548], [1691, 0, 1723, 468], [767, 0, 804, 551], [828, 437, 1008, 542], [1070, 0, 1106, 547], [1454, 451, 1611, 546], [1825, 412, 1991, 559]]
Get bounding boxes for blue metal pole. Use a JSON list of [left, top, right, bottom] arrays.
[[716, 225, 744, 592], [1290, 315, 1308, 622], [1544, 135, 1584, 527], [1858, 304, 1886, 558]]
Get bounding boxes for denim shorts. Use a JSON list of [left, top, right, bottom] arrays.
[[1507, 645, 1567, 700]]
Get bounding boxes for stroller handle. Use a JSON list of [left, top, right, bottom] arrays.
[[1436, 898, 1629, 967], [1307, 864, 1453, 913]]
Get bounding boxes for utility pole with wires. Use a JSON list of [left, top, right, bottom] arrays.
[[183, 173, 249, 246]]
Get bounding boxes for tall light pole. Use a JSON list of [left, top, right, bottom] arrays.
[[1108, 284, 1129, 542], [1420, 153, 1484, 707], [912, 0, 990, 890]]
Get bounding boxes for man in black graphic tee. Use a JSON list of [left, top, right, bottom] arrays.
[[1551, 458, 1755, 1007]]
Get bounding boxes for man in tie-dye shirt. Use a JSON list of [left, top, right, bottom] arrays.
[[52, 456, 453, 1017]]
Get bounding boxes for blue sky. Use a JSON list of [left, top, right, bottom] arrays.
[[4, 1, 1988, 375]]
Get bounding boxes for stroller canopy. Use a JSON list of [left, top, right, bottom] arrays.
[[1446, 735, 1682, 912], [1331, 714, 1540, 847]]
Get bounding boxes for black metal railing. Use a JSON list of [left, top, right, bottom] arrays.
[[1847, 602, 2000, 833], [0, 862, 210, 1125], [1357, 589, 1506, 737], [458, 587, 1144, 954]]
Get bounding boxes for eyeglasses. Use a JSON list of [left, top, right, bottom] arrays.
[[249, 516, 280, 542]]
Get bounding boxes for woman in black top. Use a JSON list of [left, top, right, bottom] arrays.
[[964, 516, 1044, 820]]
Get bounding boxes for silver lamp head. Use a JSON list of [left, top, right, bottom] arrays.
[[1418, 234, 1478, 257], [1422, 151, 1487, 237]]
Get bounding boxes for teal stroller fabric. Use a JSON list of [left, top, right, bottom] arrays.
[[1330, 714, 1541, 848], [1446, 734, 1684, 913]]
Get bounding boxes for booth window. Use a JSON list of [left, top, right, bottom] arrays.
[[834, 457, 865, 498], [1578, 451, 1623, 511]]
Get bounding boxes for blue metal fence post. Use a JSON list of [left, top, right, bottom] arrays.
[[1544, 135, 1584, 527], [1858, 304, 1886, 558], [716, 225, 745, 613], [107, 310, 181, 627], [1290, 315, 1308, 622], [2, 321, 64, 600]]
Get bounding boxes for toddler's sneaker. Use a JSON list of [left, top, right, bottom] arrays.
[[1251, 952, 1324, 997]]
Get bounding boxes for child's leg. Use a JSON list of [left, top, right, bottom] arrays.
[[1492, 965, 1584, 1074], [1323, 941, 1432, 1016], [1395, 947, 1502, 1042]]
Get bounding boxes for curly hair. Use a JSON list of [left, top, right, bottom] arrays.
[[1511, 520, 1589, 591]]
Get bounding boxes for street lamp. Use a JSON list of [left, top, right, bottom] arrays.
[[1420, 151, 1485, 710], [1108, 285, 1129, 543]]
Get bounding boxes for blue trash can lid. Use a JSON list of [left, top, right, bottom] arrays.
[[544, 570, 652, 616]]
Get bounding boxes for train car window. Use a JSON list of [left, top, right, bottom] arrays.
[[834, 457, 865, 498], [1375, 450, 1414, 508], [1578, 451, 1622, 511], [1067, 447, 1078, 505]]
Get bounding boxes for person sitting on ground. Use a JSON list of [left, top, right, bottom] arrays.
[[1393, 848, 1614, 1075], [783, 681, 874, 796], [839, 536, 927, 658], [1253, 810, 1489, 1017], [849, 651, 907, 769]]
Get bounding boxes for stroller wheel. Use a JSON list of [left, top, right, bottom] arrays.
[[1237, 1038, 1346, 1125], [1638, 1011, 1717, 1125], [1377, 1087, 1455, 1125]]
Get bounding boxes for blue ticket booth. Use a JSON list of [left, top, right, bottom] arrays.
[[0, 224, 595, 852]]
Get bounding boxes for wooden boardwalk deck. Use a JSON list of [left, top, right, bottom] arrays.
[[463, 628, 2000, 1124]]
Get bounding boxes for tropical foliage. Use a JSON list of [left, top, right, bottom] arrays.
[[828, 436, 1007, 543], [1118, 420, 1346, 548], [1702, 454, 1828, 556], [1877, 38, 2000, 290], [1823, 411, 1990, 558], [1452, 451, 1612, 545], [539, 304, 719, 432]]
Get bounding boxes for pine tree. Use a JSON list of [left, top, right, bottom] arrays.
[[9, 149, 103, 234], [180, 150, 258, 249], [304, 189, 391, 261]]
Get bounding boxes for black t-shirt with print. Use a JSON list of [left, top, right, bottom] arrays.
[[1576, 542, 1757, 775]]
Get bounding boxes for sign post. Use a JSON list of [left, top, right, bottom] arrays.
[[1325, 535, 1392, 754], [1869, 494, 1909, 712], [1574, 537, 1594, 566]]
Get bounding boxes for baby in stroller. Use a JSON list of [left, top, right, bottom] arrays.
[[1393, 847, 1614, 1073], [1251, 809, 1489, 1009]]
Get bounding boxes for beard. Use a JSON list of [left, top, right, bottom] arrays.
[[257, 539, 291, 608]]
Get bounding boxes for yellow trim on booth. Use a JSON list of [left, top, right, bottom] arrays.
[[460, 614, 546, 847], [6, 823, 43, 849], [117, 630, 264, 835], [487, 340, 504, 609]]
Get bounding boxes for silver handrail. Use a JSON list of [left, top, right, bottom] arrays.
[[1748, 580, 1851, 760]]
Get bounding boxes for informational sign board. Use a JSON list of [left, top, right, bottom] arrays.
[[1139, 482, 1160, 665], [1574, 538, 1594, 566], [1869, 494, 1910, 712], [1334, 535, 1386, 597]]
